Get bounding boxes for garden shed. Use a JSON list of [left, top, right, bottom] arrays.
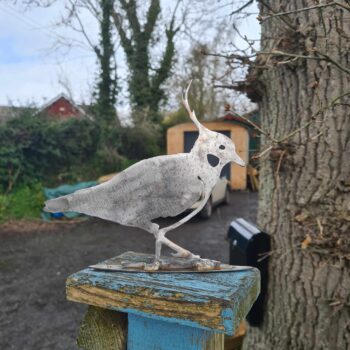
[[167, 121, 249, 190]]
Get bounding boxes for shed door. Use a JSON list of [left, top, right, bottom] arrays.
[[184, 130, 231, 180]]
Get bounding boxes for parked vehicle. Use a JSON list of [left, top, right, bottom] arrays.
[[190, 177, 230, 219]]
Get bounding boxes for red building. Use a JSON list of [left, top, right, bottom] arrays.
[[37, 93, 91, 120]]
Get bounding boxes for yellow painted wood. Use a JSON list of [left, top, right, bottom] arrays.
[[77, 306, 127, 350], [66, 260, 260, 335], [67, 254, 260, 349]]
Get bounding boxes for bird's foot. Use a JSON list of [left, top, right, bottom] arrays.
[[121, 259, 160, 271], [171, 250, 200, 259], [193, 258, 220, 271], [143, 260, 161, 271], [170, 248, 220, 271], [121, 255, 220, 272], [167, 254, 220, 271]]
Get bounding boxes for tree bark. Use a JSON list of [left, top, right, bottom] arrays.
[[244, 1, 350, 349]]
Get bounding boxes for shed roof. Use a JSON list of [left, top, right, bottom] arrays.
[[217, 109, 260, 129]]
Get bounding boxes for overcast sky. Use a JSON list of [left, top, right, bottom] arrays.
[[0, 1, 260, 108]]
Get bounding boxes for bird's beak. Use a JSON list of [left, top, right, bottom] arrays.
[[232, 152, 245, 167]]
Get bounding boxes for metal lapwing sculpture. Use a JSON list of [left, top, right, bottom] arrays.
[[44, 81, 245, 270]]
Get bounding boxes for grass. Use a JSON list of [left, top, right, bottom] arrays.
[[0, 183, 45, 222]]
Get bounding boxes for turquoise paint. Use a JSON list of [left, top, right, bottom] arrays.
[[67, 266, 260, 335], [221, 308, 235, 335], [128, 314, 217, 350], [72, 268, 257, 302]]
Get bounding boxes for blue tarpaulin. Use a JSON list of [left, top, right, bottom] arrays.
[[42, 181, 97, 220]]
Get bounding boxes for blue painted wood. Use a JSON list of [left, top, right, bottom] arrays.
[[66, 256, 260, 336], [128, 314, 219, 350]]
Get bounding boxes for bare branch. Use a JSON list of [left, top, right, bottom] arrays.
[[230, 0, 254, 16], [315, 50, 350, 75], [67, 0, 99, 57], [227, 109, 277, 142], [259, 49, 350, 75], [205, 51, 255, 64], [259, 1, 350, 22], [259, 0, 296, 30], [84, 0, 100, 18], [250, 89, 350, 161]]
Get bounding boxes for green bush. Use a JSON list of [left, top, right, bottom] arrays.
[[0, 111, 165, 195], [162, 107, 189, 129], [0, 115, 100, 190], [119, 123, 161, 160]]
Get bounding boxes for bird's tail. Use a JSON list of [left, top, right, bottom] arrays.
[[44, 196, 70, 213]]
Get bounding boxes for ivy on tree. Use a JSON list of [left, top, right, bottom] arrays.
[[112, 0, 180, 123], [94, 0, 119, 128]]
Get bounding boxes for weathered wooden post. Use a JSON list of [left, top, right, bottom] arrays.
[[66, 252, 260, 350]]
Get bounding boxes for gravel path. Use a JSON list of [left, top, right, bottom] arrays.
[[0, 192, 258, 350]]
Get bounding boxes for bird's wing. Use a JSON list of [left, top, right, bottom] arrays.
[[63, 154, 202, 224]]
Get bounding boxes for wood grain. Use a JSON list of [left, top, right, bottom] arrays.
[[66, 260, 260, 335], [77, 306, 127, 350]]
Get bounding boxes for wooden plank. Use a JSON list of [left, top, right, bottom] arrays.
[[127, 314, 224, 350], [77, 306, 127, 350], [66, 258, 260, 335]]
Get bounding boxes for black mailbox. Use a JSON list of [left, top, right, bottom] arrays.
[[227, 218, 270, 327]]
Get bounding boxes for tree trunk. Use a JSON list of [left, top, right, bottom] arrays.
[[244, 1, 350, 349]]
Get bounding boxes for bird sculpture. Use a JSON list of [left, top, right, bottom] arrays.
[[44, 82, 245, 270]]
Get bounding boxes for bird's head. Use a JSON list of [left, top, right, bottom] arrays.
[[182, 81, 246, 168]]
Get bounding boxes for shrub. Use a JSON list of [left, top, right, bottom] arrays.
[[0, 115, 100, 190], [119, 123, 161, 160], [0, 112, 163, 193]]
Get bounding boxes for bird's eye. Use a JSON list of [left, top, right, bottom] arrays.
[[219, 145, 225, 150]]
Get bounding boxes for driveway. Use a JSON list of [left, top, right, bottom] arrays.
[[0, 191, 258, 350]]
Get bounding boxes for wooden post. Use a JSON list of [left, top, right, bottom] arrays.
[[66, 254, 260, 350]]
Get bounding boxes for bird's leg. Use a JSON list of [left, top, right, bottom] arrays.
[[148, 224, 187, 260], [152, 194, 211, 260], [121, 222, 161, 271], [142, 223, 162, 271], [157, 230, 219, 270], [155, 233, 163, 260], [134, 223, 218, 271], [157, 228, 200, 259]]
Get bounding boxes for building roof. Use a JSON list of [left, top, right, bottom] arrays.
[[36, 93, 90, 118], [0, 93, 94, 124], [213, 104, 260, 129], [218, 111, 249, 124]]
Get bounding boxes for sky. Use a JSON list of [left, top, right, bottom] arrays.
[[0, 1, 260, 109]]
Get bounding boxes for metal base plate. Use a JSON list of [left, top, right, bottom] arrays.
[[90, 251, 253, 273]]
